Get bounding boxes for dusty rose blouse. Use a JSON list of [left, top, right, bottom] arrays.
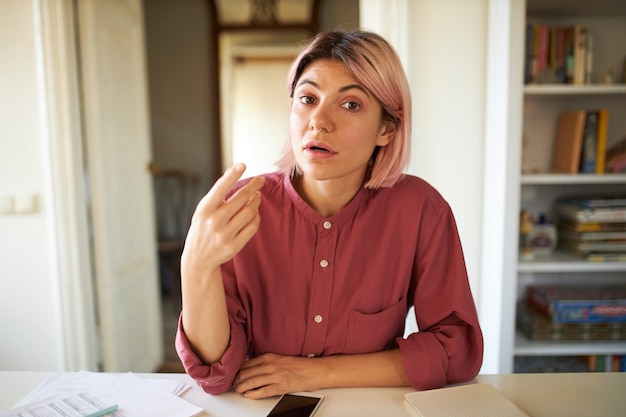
[[176, 172, 483, 394]]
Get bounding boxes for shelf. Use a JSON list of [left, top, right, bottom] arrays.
[[499, 0, 626, 374], [524, 84, 626, 95], [514, 331, 626, 356], [521, 174, 626, 185], [518, 251, 626, 273]]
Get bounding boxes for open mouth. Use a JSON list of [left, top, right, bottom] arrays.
[[305, 142, 335, 154], [309, 145, 330, 152]]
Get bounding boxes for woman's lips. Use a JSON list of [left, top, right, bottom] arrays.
[[303, 141, 337, 159]]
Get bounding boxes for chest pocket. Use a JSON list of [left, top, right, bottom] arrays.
[[341, 298, 407, 354]]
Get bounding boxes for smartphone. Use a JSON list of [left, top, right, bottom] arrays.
[[266, 392, 324, 417]]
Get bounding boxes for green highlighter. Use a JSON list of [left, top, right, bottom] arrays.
[[83, 404, 118, 417]]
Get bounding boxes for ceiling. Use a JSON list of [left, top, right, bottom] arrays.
[[214, 0, 316, 25]]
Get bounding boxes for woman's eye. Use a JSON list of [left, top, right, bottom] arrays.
[[341, 101, 361, 111], [299, 95, 315, 105]]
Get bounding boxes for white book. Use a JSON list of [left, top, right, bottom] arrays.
[[404, 383, 529, 417]]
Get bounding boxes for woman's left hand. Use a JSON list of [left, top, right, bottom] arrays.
[[233, 353, 321, 399]]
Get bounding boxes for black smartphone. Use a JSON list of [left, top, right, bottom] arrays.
[[266, 393, 324, 417]]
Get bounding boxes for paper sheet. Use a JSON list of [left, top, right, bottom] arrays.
[[1, 372, 202, 417], [404, 383, 529, 417]]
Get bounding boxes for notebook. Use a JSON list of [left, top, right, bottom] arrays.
[[404, 383, 529, 417]]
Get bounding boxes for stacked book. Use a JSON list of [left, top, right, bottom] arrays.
[[517, 284, 626, 341], [554, 195, 626, 261]]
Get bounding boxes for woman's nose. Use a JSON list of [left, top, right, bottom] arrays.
[[308, 103, 333, 133]]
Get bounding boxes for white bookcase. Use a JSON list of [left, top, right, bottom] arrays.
[[500, 0, 626, 373]]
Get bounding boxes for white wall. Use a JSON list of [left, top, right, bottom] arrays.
[[0, 0, 64, 371], [408, 0, 487, 302]]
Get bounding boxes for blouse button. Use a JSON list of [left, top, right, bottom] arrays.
[[314, 314, 323, 323], [320, 259, 329, 268], [323, 221, 332, 229]]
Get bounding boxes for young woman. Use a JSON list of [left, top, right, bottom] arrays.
[[176, 30, 483, 399]]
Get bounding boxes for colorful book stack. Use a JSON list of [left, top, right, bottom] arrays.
[[584, 354, 626, 372], [554, 195, 626, 261], [517, 284, 626, 342], [524, 23, 592, 85]]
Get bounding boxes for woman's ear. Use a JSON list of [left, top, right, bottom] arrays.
[[376, 120, 396, 147]]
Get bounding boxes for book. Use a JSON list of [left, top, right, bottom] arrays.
[[526, 284, 626, 323], [608, 154, 626, 173], [404, 383, 529, 417], [517, 303, 626, 341], [559, 235, 626, 254], [530, 24, 543, 82], [558, 218, 626, 232], [554, 26, 567, 83], [555, 196, 626, 223], [579, 110, 598, 173], [564, 26, 575, 83], [585, 252, 626, 262], [606, 136, 626, 173], [537, 24, 549, 78], [559, 229, 626, 241], [524, 23, 533, 83], [585, 32, 593, 84], [551, 110, 586, 173], [595, 109, 609, 173], [556, 195, 626, 208], [573, 25, 588, 85]]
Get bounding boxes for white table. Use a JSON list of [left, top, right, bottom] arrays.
[[1, 371, 625, 416]]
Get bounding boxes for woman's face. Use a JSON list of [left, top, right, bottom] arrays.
[[289, 59, 394, 187]]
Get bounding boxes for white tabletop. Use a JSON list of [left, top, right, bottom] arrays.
[[1, 371, 625, 417]]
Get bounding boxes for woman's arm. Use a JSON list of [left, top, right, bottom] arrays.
[[234, 349, 410, 399], [180, 163, 264, 364]]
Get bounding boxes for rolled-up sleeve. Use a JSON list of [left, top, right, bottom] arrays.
[[175, 313, 247, 394], [175, 262, 249, 395]]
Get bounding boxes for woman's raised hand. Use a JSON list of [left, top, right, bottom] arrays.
[[182, 163, 265, 278]]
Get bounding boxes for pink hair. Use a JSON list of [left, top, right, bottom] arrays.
[[276, 30, 412, 189]]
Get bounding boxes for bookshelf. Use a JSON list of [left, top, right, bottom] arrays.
[[502, 0, 626, 373]]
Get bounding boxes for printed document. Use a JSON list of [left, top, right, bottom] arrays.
[[0, 372, 203, 417]]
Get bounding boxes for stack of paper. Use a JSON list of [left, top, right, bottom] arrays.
[[404, 383, 529, 417], [0, 372, 203, 417]]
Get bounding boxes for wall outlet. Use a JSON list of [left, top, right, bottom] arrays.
[[14, 193, 38, 214]]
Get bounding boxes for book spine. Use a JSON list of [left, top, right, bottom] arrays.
[[585, 32, 593, 84], [595, 109, 609, 174], [579, 110, 598, 173], [549, 26, 557, 73], [531, 24, 542, 82], [587, 355, 597, 371], [612, 355, 621, 372], [538, 25, 549, 78], [555, 26, 567, 83], [556, 204, 626, 223], [525, 23, 533, 83], [573, 25, 587, 85]]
